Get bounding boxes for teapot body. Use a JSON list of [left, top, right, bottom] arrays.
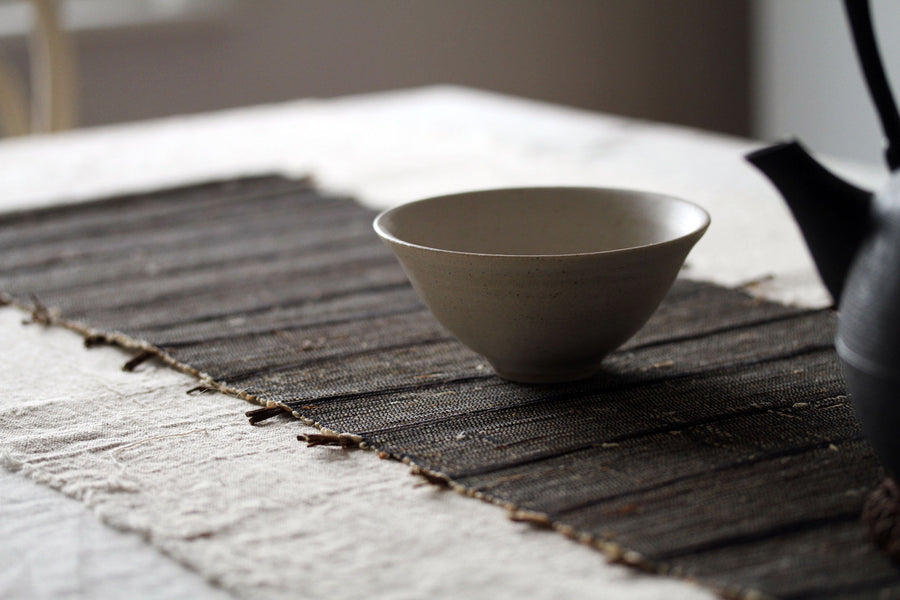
[[837, 175, 900, 475]]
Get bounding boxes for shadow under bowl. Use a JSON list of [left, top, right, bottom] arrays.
[[373, 187, 710, 383]]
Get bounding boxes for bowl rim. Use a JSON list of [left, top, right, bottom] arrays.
[[372, 186, 711, 259]]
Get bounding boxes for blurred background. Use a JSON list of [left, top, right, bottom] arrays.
[[0, 0, 898, 166]]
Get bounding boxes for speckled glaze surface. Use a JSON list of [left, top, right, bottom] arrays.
[[374, 187, 710, 383]]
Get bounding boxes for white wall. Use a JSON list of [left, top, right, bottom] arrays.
[[753, 0, 900, 167]]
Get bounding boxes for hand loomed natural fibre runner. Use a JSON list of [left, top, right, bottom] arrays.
[[1, 176, 897, 599]]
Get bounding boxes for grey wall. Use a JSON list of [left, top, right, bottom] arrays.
[[753, 0, 900, 166], [0, 1, 751, 136]]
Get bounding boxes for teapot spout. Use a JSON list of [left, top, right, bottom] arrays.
[[746, 140, 872, 304]]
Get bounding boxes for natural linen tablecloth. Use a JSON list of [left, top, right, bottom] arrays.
[[1, 175, 896, 599]]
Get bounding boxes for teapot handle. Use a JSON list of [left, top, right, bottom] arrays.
[[844, 0, 900, 171]]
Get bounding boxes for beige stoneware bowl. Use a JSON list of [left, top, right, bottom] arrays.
[[373, 187, 710, 383]]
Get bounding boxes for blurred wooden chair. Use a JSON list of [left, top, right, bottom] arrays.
[[0, 0, 77, 137]]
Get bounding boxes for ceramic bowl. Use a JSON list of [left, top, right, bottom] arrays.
[[373, 187, 710, 383]]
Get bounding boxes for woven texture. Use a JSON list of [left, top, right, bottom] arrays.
[[1, 176, 897, 599]]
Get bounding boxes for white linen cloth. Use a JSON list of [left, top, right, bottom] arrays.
[[0, 86, 884, 600]]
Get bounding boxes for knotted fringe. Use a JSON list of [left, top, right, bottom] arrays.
[[122, 350, 155, 372], [297, 432, 364, 448], [864, 477, 900, 564], [83, 334, 109, 348], [245, 405, 287, 425], [22, 293, 52, 325], [409, 465, 450, 487]]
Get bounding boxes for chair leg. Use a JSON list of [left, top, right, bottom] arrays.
[[29, 0, 77, 133]]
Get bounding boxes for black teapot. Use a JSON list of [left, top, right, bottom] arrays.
[[747, 0, 900, 480]]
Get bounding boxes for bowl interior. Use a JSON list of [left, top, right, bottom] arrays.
[[376, 187, 709, 256]]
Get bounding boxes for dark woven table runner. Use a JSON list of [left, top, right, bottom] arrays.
[[2, 176, 897, 599]]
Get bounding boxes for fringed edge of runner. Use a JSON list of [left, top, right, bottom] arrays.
[[0, 290, 781, 600]]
